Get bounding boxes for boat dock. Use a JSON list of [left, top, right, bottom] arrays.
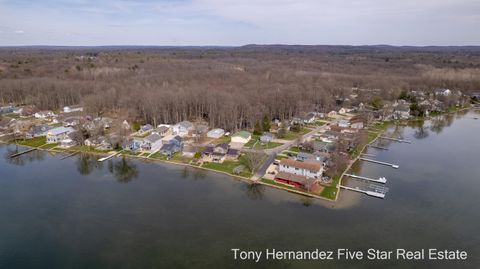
[[339, 185, 385, 199], [360, 157, 399, 169], [379, 136, 412, 143], [368, 145, 389, 150], [98, 151, 121, 162], [61, 151, 79, 160], [361, 153, 376, 157], [344, 174, 387, 184], [10, 148, 36, 158]]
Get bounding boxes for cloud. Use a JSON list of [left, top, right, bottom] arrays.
[[14, 29, 24, 34], [0, 0, 479, 45]]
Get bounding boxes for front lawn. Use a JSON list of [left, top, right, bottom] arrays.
[[202, 160, 253, 178], [244, 134, 283, 149], [320, 175, 340, 200], [17, 137, 46, 147], [40, 143, 59, 149], [281, 127, 311, 140], [149, 152, 168, 160]]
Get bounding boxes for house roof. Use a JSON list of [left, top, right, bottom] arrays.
[[280, 159, 321, 172], [275, 172, 315, 185], [48, 126, 75, 136], [207, 128, 224, 135], [233, 131, 251, 139], [161, 143, 177, 152], [216, 143, 229, 151], [177, 121, 193, 129], [155, 126, 169, 133], [144, 133, 162, 143]]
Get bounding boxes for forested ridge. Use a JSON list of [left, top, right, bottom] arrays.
[[1, 45, 480, 130]]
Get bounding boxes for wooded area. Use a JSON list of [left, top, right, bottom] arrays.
[[1, 45, 480, 131]]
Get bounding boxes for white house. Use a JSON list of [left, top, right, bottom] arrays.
[[63, 105, 84, 113], [141, 133, 163, 152], [338, 120, 350, 128], [207, 128, 225, 138], [172, 121, 194, 137], [34, 111, 55, 119], [278, 159, 323, 179], [46, 126, 75, 143], [338, 108, 347, 115], [231, 131, 251, 144], [302, 112, 316, 123], [327, 110, 338, 118]]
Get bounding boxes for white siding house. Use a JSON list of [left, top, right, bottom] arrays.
[[231, 131, 251, 144], [172, 121, 194, 137], [63, 105, 84, 113], [46, 127, 75, 143], [279, 159, 323, 179], [207, 128, 225, 138]]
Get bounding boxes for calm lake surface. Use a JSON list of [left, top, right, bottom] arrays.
[[1, 110, 479, 269]]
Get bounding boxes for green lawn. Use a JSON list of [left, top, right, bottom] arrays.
[[244, 134, 283, 149], [281, 127, 311, 140], [170, 153, 193, 164], [73, 145, 113, 153], [122, 150, 142, 156], [17, 137, 47, 147], [243, 134, 261, 148], [202, 160, 252, 178], [320, 175, 340, 200], [40, 143, 59, 149], [150, 152, 168, 160]]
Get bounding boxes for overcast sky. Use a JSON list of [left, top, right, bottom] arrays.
[[0, 0, 479, 46]]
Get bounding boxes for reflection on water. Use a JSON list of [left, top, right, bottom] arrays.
[[0, 111, 479, 269], [109, 157, 139, 183], [245, 183, 265, 201], [2, 145, 47, 166], [76, 154, 104, 175], [75, 154, 139, 183]]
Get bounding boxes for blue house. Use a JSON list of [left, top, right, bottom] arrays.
[[160, 135, 183, 156]]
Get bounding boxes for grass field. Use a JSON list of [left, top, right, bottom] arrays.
[[17, 137, 46, 147], [320, 175, 340, 200], [202, 160, 252, 178]]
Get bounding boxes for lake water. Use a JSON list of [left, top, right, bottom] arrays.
[[0, 110, 479, 269]]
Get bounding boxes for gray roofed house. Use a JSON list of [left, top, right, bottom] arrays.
[[173, 121, 194, 137], [302, 112, 316, 123], [207, 128, 225, 138], [46, 126, 75, 143], [153, 125, 170, 136], [27, 124, 52, 138], [141, 133, 163, 152], [260, 132, 274, 143], [140, 124, 154, 133], [159, 135, 183, 156]]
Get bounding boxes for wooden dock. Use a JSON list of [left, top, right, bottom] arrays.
[[61, 151, 79, 160], [360, 157, 399, 169], [339, 185, 385, 199], [10, 148, 36, 158], [361, 153, 376, 157], [379, 136, 412, 143], [368, 145, 389, 150], [344, 174, 387, 184], [98, 151, 121, 162]]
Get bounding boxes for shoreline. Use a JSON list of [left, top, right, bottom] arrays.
[[1, 106, 472, 203]]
